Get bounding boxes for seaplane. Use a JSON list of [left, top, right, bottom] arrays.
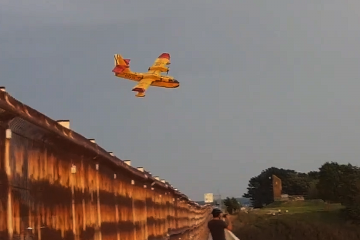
[[112, 53, 179, 97]]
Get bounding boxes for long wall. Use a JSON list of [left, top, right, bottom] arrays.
[[0, 88, 211, 240]]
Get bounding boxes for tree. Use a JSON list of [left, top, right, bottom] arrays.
[[316, 162, 359, 203], [307, 171, 320, 180], [316, 161, 360, 221], [342, 179, 360, 221], [243, 167, 317, 208], [337, 166, 360, 206], [230, 197, 241, 213], [242, 162, 360, 220], [243, 175, 272, 208], [223, 197, 241, 214], [305, 179, 319, 199]]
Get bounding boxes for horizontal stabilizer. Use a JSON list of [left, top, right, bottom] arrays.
[[112, 65, 129, 74], [113, 54, 131, 74], [124, 59, 130, 65]]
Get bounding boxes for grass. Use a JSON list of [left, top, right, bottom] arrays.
[[261, 199, 343, 215], [231, 200, 360, 240]]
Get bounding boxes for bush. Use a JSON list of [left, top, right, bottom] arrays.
[[234, 211, 360, 240], [343, 205, 360, 222]]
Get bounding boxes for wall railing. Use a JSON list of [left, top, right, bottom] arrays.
[[0, 87, 211, 240]]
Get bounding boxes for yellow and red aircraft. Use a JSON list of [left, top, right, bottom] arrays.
[[112, 53, 179, 97]]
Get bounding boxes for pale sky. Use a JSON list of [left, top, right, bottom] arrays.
[[2, 0, 360, 200]]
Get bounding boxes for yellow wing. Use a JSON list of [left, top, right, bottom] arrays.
[[132, 78, 154, 97], [148, 53, 171, 75]]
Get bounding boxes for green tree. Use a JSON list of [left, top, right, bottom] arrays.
[[342, 180, 360, 221], [243, 175, 272, 208], [230, 197, 241, 213], [338, 166, 360, 206], [316, 162, 359, 203], [305, 179, 319, 199], [307, 171, 320, 179], [316, 162, 342, 203], [316, 161, 360, 221], [243, 167, 316, 208], [223, 197, 241, 214]]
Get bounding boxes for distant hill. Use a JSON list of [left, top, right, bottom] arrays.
[[195, 197, 251, 206]]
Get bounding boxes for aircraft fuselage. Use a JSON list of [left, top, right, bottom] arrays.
[[115, 71, 179, 88]]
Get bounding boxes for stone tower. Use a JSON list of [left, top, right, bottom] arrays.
[[272, 174, 282, 201]]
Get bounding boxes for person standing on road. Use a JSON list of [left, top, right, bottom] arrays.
[[208, 208, 233, 240]]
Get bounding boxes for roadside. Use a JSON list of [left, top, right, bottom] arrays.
[[231, 200, 360, 240]]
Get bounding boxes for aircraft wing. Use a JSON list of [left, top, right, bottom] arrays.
[[148, 53, 171, 74], [132, 78, 154, 97]]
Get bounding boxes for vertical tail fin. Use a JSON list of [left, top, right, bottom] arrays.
[[112, 54, 131, 74]]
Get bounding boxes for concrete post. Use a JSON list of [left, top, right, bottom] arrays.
[[57, 120, 70, 129], [95, 163, 102, 240], [70, 164, 78, 240], [80, 159, 86, 232], [174, 198, 178, 230], [143, 184, 148, 240], [131, 180, 137, 240], [5, 129, 13, 240], [113, 174, 120, 240]]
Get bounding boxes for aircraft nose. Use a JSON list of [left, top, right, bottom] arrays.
[[174, 79, 179, 83]]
